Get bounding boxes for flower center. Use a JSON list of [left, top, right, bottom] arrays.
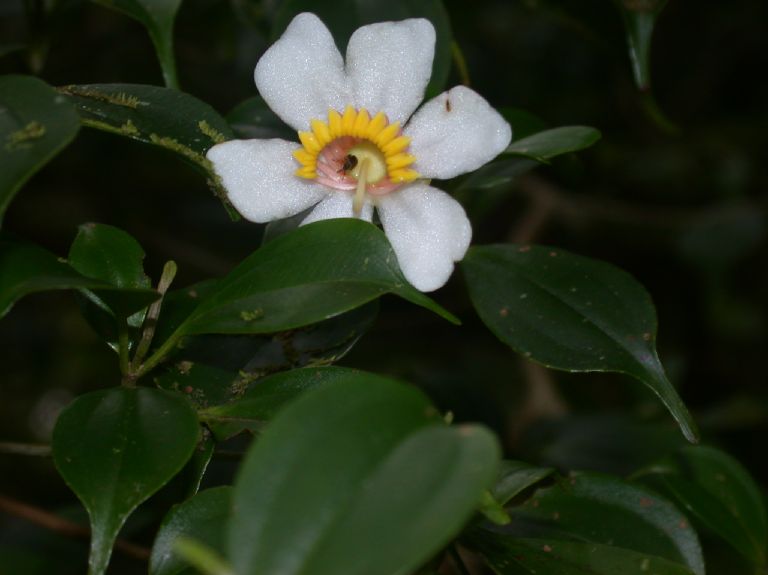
[[292, 106, 420, 213]]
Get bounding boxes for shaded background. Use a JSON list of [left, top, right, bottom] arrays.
[[1, 0, 767, 572]]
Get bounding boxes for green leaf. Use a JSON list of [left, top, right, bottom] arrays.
[[453, 126, 600, 211], [52, 387, 200, 575], [58, 83, 234, 208], [229, 374, 499, 575], [638, 446, 768, 566], [614, 0, 668, 91], [455, 157, 540, 193], [68, 223, 150, 290], [150, 487, 231, 575], [226, 96, 294, 140], [200, 366, 373, 440], [68, 223, 152, 346], [504, 126, 602, 162], [468, 472, 704, 575], [523, 414, 686, 477], [89, 0, 184, 88], [145, 220, 457, 374], [157, 301, 378, 396], [0, 75, 80, 223], [499, 107, 548, 140], [492, 460, 554, 506], [271, 0, 453, 96], [0, 237, 157, 320], [155, 305, 377, 415], [462, 244, 698, 442], [470, 536, 696, 575]]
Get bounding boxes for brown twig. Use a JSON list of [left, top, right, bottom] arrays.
[[0, 494, 150, 561], [0, 441, 52, 457], [513, 172, 746, 235]]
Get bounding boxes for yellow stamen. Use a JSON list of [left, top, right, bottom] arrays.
[[353, 109, 370, 137], [292, 148, 314, 166], [298, 131, 320, 154], [311, 119, 331, 146], [366, 112, 388, 139], [382, 135, 411, 155], [296, 166, 316, 179], [374, 122, 401, 147], [342, 106, 356, 133], [386, 153, 416, 170], [389, 168, 420, 182], [292, 107, 420, 187], [328, 109, 342, 138]]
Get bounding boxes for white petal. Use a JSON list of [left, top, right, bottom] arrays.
[[405, 86, 512, 179], [300, 191, 373, 226], [346, 19, 435, 126], [207, 139, 328, 223], [376, 184, 471, 292], [254, 13, 351, 131]]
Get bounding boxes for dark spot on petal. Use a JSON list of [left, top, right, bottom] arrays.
[[445, 99, 452, 112]]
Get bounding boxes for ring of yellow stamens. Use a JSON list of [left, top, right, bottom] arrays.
[[292, 106, 420, 184]]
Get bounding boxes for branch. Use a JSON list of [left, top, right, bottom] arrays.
[[0, 441, 51, 457], [0, 494, 150, 561]]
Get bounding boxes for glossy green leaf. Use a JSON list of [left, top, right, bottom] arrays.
[[271, 0, 453, 96], [469, 536, 696, 575], [156, 301, 378, 403], [614, 0, 668, 90], [52, 387, 200, 575], [150, 487, 231, 575], [524, 414, 686, 477], [156, 434, 216, 504], [68, 223, 150, 290], [0, 75, 80, 222], [639, 446, 768, 566], [226, 96, 294, 140], [503, 126, 602, 162], [453, 126, 600, 201], [89, 0, 184, 87], [492, 460, 554, 506], [499, 108, 548, 140], [229, 375, 499, 575], [200, 366, 372, 439], [0, 238, 158, 320], [455, 157, 539, 193], [68, 223, 152, 346], [58, 83, 233, 207], [462, 244, 698, 442], [146, 220, 456, 370], [501, 473, 704, 574]]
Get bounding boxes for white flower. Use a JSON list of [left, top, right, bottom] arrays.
[[207, 13, 511, 292]]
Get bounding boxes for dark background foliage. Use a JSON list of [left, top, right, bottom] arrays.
[[1, 0, 766, 572]]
